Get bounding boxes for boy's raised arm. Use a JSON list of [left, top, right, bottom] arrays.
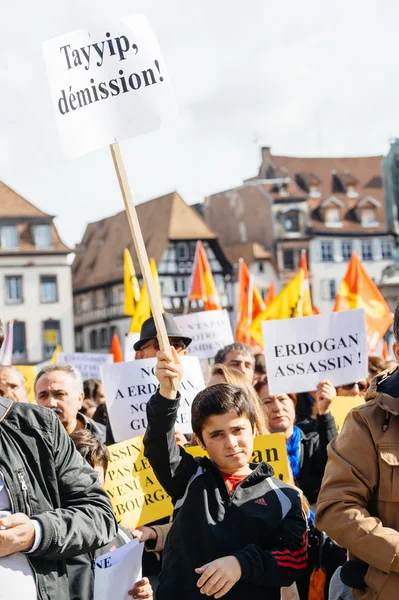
[[143, 348, 199, 501]]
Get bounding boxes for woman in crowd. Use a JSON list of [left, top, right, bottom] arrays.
[[254, 377, 337, 505]]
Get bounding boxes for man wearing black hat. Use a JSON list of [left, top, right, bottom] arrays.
[[134, 313, 192, 359]]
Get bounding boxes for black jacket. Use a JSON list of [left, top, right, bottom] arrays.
[[144, 391, 307, 600], [296, 413, 337, 505], [0, 397, 117, 600]]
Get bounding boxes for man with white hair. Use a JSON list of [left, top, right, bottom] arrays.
[[35, 364, 106, 442], [0, 366, 29, 403]]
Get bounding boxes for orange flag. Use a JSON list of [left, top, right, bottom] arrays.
[[313, 305, 320, 315], [382, 340, 389, 361], [235, 259, 265, 349], [264, 281, 275, 306], [334, 252, 392, 353], [188, 241, 222, 310], [110, 333, 124, 363], [300, 250, 313, 316]]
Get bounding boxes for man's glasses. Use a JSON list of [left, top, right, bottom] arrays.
[[141, 339, 186, 352], [340, 381, 368, 393]]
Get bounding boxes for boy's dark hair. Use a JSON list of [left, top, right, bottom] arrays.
[[394, 301, 399, 343], [70, 429, 110, 474], [213, 342, 255, 366], [191, 383, 257, 443]]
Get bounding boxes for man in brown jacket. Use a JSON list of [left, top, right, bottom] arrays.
[[316, 304, 399, 600]]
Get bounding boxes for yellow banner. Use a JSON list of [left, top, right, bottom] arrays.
[[104, 433, 290, 529], [15, 365, 37, 404], [330, 395, 365, 433]]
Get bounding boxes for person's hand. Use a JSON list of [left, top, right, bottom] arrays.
[[175, 430, 189, 447], [195, 556, 242, 598], [316, 380, 336, 415], [156, 347, 183, 400], [128, 577, 153, 599], [129, 526, 157, 543], [0, 513, 35, 557]]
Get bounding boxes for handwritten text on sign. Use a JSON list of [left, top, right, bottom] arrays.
[[262, 309, 368, 395], [42, 15, 177, 159], [174, 310, 234, 360], [101, 357, 205, 441], [58, 352, 113, 380], [104, 433, 290, 529]]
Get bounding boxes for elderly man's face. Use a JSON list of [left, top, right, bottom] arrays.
[[35, 371, 84, 434], [135, 337, 187, 359], [0, 367, 28, 403], [222, 351, 255, 382]]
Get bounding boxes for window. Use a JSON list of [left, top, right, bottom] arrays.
[[43, 320, 61, 359], [341, 240, 353, 261], [258, 262, 264, 273], [1, 225, 18, 250], [321, 280, 336, 301], [361, 208, 377, 227], [5, 275, 23, 304], [282, 211, 299, 233], [40, 276, 57, 303], [110, 325, 119, 340], [361, 240, 373, 261], [176, 242, 189, 260], [325, 208, 342, 227], [283, 249, 294, 270], [13, 321, 26, 361], [321, 241, 334, 262], [381, 240, 393, 259], [100, 328, 108, 348], [90, 330, 98, 350], [33, 224, 52, 249], [173, 278, 187, 293]]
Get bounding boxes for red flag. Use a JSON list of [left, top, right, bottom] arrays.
[[110, 333, 123, 363], [188, 241, 222, 310]]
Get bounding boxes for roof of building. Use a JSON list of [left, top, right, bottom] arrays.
[[225, 242, 276, 266], [73, 191, 227, 292], [0, 182, 70, 253]]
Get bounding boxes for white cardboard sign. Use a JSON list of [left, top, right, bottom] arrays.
[[94, 538, 143, 600], [174, 310, 234, 360], [42, 14, 178, 159], [58, 352, 114, 380], [101, 356, 205, 441], [262, 309, 368, 395], [124, 333, 140, 362]]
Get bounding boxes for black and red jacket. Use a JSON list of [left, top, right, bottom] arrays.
[[144, 391, 308, 600]]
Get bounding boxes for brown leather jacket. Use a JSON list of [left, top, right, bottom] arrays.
[[316, 367, 399, 600]]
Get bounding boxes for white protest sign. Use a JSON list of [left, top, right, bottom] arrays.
[[101, 356, 205, 441], [58, 352, 113, 380], [124, 333, 140, 362], [174, 310, 234, 360], [262, 309, 368, 395], [43, 14, 178, 159], [94, 538, 143, 600]]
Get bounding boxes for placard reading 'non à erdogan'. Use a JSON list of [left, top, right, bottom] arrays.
[[104, 433, 290, 529], [42, 14, 178, 159], [262, 309, 368, 395], [174, 310, 234, 360], [101, 356, 205, 442]]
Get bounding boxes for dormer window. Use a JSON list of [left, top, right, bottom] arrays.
[[309, 184, 321, 198], [347, 183, 359, 198], [325, 207, 342, 227], [33, 224, 52, 249], [361, 208, 377, 227], [1, 225, 18, 250], [356, 196, 380, 227]]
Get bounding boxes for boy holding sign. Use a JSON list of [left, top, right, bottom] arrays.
[[143, 349, 307, 599]]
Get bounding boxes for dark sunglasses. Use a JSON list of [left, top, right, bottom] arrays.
[[341, 381, 368, 392]]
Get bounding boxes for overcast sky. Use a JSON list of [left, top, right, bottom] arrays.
[[1, 0, 399, 248]]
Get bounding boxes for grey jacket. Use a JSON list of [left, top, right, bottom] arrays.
[[0, 397, 117, 600]]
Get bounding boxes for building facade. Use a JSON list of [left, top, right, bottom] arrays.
[[73, 192, 233, 353], [0, 182, 74, 363]]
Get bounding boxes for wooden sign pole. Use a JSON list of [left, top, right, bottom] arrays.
[[110, 142, 177, 390]]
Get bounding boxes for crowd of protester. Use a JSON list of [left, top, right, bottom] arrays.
[[1, 309, 398, 599]]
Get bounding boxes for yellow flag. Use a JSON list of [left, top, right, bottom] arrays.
[[249, 271, 304, 346], [129, 259, 163, 333], [124, 249, 141, 316], [50, 345, 62, 365]]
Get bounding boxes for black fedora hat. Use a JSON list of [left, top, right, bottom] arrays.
[[133, 313, 192, 351]]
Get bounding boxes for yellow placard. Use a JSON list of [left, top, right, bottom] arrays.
[[15, 365, 37, 404], [104, 433, 290, 529], [330, 395, 365, 433]]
